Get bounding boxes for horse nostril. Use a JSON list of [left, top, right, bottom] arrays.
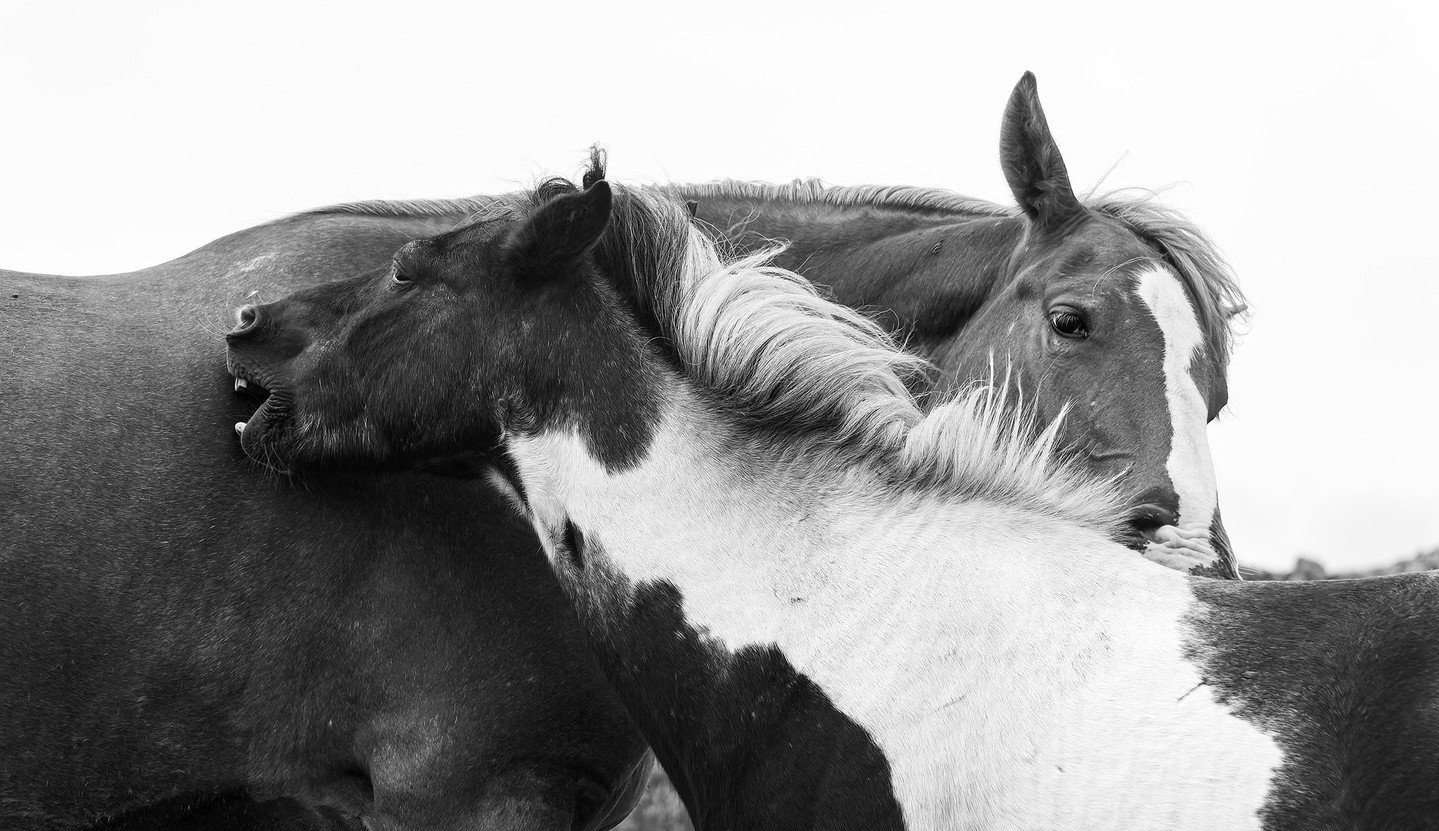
[[229, 304, 260, 338]]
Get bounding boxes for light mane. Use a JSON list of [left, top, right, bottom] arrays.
[[675, 178, 1013, 218], [605, 186, 1129, 538], [299, 194, 507, 219], [676, 179, 1246, 367]]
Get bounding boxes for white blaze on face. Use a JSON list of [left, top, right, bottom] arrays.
[[1135, 264, 1218, 536]]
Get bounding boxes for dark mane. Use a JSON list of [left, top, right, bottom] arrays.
[[675, 179, 1245, 366]]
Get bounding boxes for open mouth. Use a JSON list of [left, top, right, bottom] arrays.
[[229, 363, 272, 435], [226, 356, 293, 469]]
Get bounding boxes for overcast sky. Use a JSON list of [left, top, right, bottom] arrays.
[[2, 2, 1434, 573]]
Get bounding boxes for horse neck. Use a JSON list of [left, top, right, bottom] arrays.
[[508, 387, 1203, 825], [693, 194, 1027, 352]]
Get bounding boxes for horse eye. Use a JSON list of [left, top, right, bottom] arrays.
[[1048, 309, 1089, 339], [391, 268, 412, 285]]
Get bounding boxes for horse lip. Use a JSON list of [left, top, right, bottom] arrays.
[[225, 354, 289, 411]]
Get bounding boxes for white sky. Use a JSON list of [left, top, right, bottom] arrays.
[[2, 2, 1435, 572]]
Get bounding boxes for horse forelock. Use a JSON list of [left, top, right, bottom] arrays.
[[595, 185, 1127, 539], [1089, 192, 1246, 368]]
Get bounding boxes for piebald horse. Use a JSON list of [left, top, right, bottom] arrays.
[[677, 73, 1245, 578], [231, 162, 1439, 830]]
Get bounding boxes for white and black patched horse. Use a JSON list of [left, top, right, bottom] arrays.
[[230, 158, 1439, 830], [677, 73, 1246, 578]]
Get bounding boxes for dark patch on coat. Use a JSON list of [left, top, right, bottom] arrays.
[[1187, 574, 1439, 829], [554, 536, 907, 830]]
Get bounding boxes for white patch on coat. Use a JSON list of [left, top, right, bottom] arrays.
[[508, 395, 1281, 830], [482, 464, 526, 516], [1135, 264, 1219, 538]]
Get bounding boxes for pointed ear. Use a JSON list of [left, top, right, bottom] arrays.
[[1000, 72, 1084, 232], [509, 180, 613, 273]]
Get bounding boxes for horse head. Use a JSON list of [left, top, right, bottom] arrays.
[[920, 73, 1242, 574], [224, 169, 635, 477]]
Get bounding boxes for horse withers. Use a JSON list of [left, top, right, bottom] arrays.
[[226, 160, 1439, 830], [679, 72, 1246, 577], [0, 208, 650, 830]]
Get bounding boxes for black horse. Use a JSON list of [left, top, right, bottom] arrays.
[[0, 210, 650, 830]]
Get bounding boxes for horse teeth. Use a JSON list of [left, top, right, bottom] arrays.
[[234, 421, 246, 435], [234, 378, 248, 392]]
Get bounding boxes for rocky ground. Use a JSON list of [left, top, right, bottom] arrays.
[[1242, 546, 1439, 581]]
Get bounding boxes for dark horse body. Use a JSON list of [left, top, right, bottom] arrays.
[[0, 211, 649, 830]]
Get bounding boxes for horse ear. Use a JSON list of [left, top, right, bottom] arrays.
[[510, 180, 613, 273], [1000, 72, 1084, 232]]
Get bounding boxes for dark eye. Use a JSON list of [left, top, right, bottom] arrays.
[[391, 266, 412, 286], [1048, 308, 1089, 339]]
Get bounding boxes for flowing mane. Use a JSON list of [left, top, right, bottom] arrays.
[[557, 171, 1131, 539], [676, 178, 1246, 367]]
